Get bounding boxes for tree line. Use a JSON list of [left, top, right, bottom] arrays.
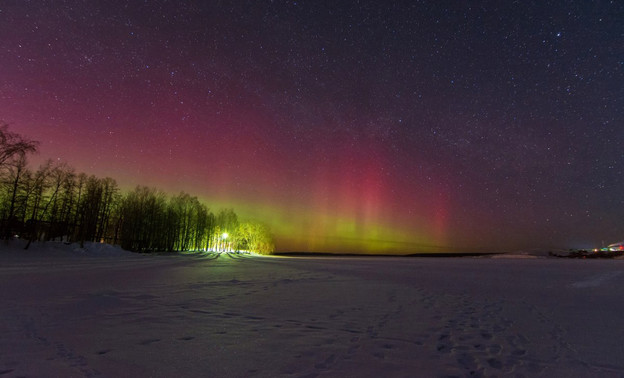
[[0, 124, 274, 254]]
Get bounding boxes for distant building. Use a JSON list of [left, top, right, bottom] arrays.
[[607, 241, 624, 251]]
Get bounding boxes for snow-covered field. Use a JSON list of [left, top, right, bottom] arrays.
[[2, 241, 624, 377]]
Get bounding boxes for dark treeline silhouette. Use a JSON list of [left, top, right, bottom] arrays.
[[0, 124, 274, 254]]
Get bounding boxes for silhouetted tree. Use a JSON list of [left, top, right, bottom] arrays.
[[0, 154, 29, 237], [0, 125, 38, 239], [0, 124, 38, 169], [52, 165, 78, 241], [23, 161, 54, 248], [75, 175, 118, 247], [118, 186, 169, 252]]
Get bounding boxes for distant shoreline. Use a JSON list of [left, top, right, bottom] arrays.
[[273, 251, 503, 258]]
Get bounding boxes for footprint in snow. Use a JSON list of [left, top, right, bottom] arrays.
[[139, 338, 161, 345]]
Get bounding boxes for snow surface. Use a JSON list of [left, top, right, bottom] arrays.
[[2, 241, 624, 377]]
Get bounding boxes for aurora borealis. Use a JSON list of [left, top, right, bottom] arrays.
[[1, 1, 622, 253]]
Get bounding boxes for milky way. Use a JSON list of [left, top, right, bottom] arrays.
[[1, 1, 622, 252]]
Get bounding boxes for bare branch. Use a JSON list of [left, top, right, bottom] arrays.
[[0, 124, 39, 167]]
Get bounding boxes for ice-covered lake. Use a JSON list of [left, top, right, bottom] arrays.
[[2, 242, 624, 377]]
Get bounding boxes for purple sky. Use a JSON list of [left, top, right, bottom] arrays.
[[1, 1, 623, 252]]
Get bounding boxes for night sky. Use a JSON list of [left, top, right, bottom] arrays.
[[1, 1, 622, 253]]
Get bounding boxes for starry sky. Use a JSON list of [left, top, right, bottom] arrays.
[[1, 1, 623, 253]]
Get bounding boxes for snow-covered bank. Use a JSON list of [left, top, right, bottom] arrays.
[[1, 245, 624, 377], [1, 239, 135, 258]]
